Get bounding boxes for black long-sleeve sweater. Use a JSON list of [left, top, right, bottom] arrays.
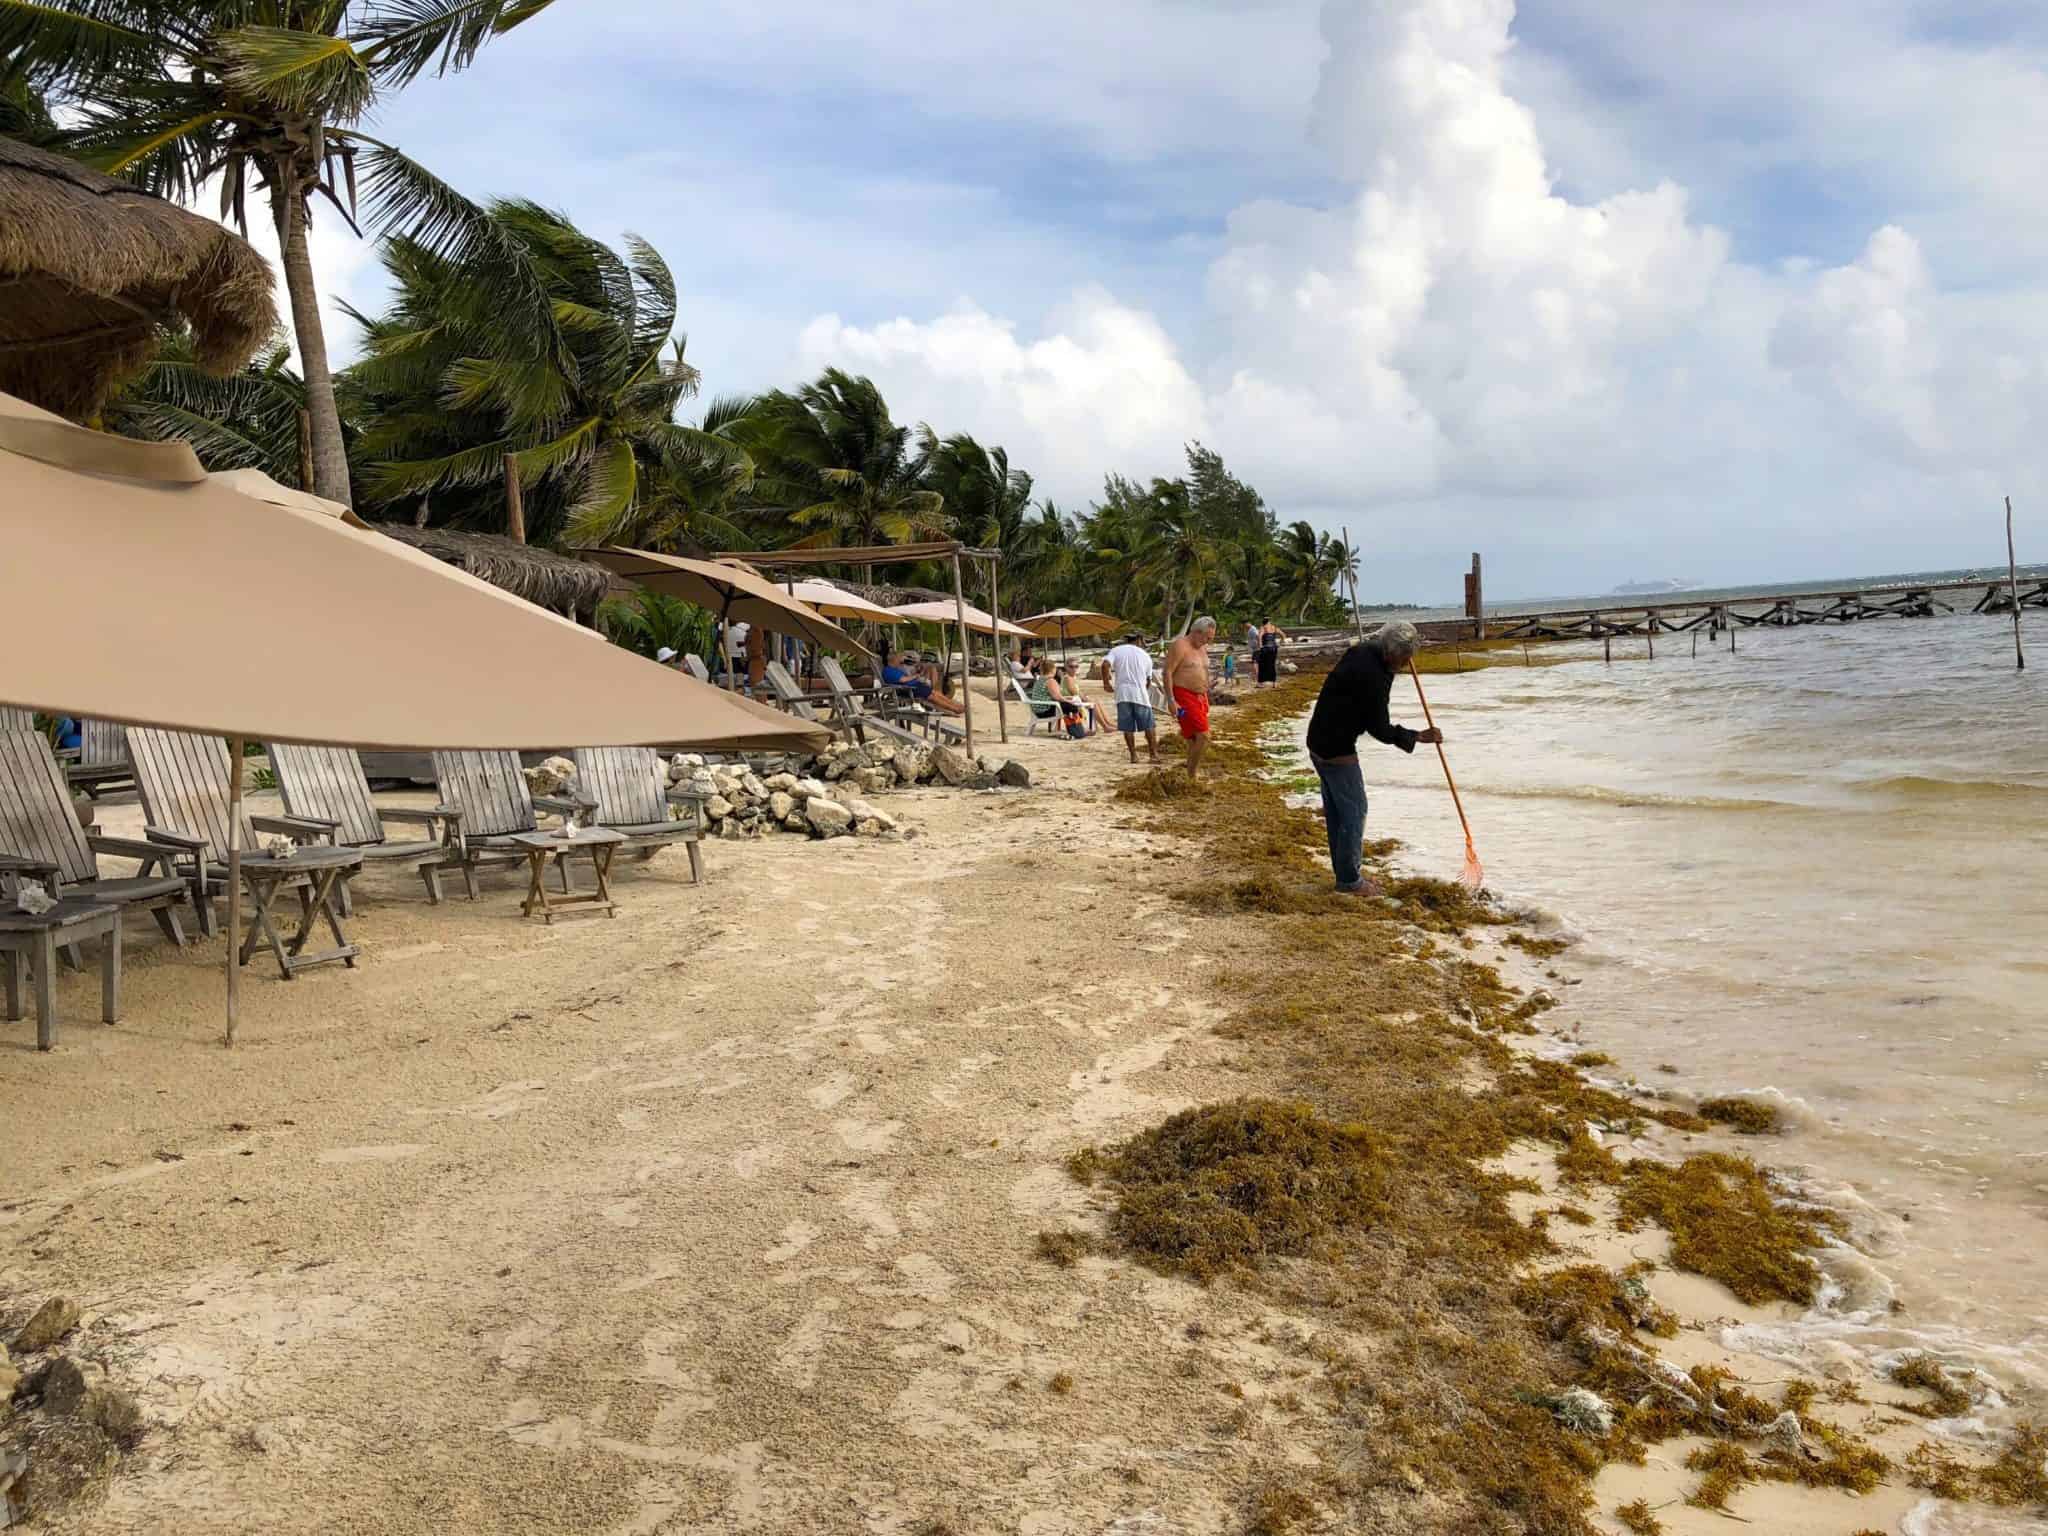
[[1305, 644, 1418, 759]]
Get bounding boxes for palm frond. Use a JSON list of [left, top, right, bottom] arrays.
[[357, 0, 558, 87], [217, 25, 372, 117], [559, 437, 638, 546]]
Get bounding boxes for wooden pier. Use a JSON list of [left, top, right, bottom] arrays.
[[1489, 575, 2048, 641]]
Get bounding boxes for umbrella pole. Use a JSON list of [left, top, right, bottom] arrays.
[[225, 736, 243, 1048], [951, 551, 975, 758], [988, 554, 1009, 745], [720, 595, 737, 693]]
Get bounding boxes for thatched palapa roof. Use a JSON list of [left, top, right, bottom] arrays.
[[0, 137, 278, 420], [374, 523, 613, 618]]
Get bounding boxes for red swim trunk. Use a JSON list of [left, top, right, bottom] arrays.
[[1172, 686, 1210, 739]]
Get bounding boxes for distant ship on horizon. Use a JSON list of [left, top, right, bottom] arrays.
[[1608, 577, 1701, 596]]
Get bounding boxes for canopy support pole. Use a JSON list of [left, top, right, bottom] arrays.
[[951, 551, 975, 758], [720, 595, 737, 693], [987, 554, 1009, 745], [225, 737, 242, 1048]]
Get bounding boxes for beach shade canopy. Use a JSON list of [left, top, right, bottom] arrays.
[[580, 548, 875, 659], [0, 138, 277, 421], [1017, 609, 1123, 641], [0, 393, 830, 756], [888, 599, 1035, 640], [778, 578, 902, 625]]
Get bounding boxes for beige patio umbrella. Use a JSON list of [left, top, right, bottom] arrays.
[[0, 392, 829, 1042], [779, 578, 900, 625], [1017, 608, 1123, 661], [888, 599, 1036, 640], [580, 548, 874, 689]]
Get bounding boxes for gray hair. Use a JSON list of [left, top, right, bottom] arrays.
[[1190, 615, 1218, 636], [1373, 620, 1421, 662]]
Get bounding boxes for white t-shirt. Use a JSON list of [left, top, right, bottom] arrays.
[[724, 622, 750, 660], [1104, 642, 1154, 706]]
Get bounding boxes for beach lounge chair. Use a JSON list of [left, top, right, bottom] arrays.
[[0, 707, 30, 734], [682, 654, 712, 684], [817, 658, 964, 748], [64, 720, 134, 800], [1009, 676, 1071, 738], [763, 661, 848, 737], [0, 728, 189, 951], [430, 750, 593, 899], [268, 744, 458, 909], [571, 748, 705, 884], [127, 728, 332, 936]]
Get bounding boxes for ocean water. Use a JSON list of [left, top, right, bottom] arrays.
[[1282, 614, 2048, 1500]]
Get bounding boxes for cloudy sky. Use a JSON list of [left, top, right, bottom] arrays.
[[291, 0, 2048, 601]]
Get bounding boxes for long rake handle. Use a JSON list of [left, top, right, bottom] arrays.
[[1408, 662, 1473, 844]]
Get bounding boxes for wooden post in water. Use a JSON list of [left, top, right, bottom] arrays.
[[1603, 632, 1612, 665], [2008, 496, 2026, 672], [1646, 627, 1655, 660]]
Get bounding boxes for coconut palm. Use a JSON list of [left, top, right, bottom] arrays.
[[342, 202, 750, 549], [920, 430, 1033, 551], [104, 328, 307, 483], [736, 369, 945, 550], [1, 0, 564, 506]]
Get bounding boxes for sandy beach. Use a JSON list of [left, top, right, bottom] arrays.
[[0, 673, 2030, 1534]]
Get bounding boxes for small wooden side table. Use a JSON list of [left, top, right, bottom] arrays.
[[510, 828, 626, 924], [0, 899, 120, 1050], [238, 845, 365, 979]]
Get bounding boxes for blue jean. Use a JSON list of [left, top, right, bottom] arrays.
[[1311, 753, 1368, 890]]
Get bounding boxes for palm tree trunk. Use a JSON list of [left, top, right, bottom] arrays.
[[276, 180, 352, 507]]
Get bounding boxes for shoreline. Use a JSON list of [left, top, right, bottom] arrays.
[[0, 672, 2037, 1533]]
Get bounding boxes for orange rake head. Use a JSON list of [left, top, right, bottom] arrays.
[[1458, 835, 1485, 891]]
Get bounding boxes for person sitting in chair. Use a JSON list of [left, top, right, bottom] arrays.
[[1029, 659, 1088, 736], [882, 651, 965, 715]]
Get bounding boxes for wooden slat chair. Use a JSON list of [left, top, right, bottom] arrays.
[[813, 657, 942, 749], [0, 729, 189, 954], [572, 749, 705, 884], [128, 728, 332, 935], [681, 654, 712, 684], [762, 661, 848, 738], [0, 708, 31, 734], [66, 719, 134, 799], [430, 750, 593, 900], [269, 744, 458, 910]]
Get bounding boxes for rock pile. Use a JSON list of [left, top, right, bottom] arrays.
[[3, 1294, 147, 1527], [521, 740, 1033, 842]]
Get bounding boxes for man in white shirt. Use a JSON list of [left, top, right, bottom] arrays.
[[1099, 632, 1160, 765]]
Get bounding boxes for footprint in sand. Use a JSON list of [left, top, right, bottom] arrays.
[[732, 1143, 786, 1178], [764, 1220, 819, 1264], [833, 1117, 903, 1154], [434, 1080, 547, 1121], [316, 1144, 425, 1165], [602, 1199, 643, 1228], [806, 1072, 856, 1110], [493, 1316, 560, 1371], [839, 1180, 901, 1245], [500, 1397, 584, 1449], [774, 1298, 842, 1388]]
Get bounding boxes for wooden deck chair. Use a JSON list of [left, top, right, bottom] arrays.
[[814, 658, 946, 749], [0, 729, 189, 955], [430, 750, 593, 899], [0, 708, 31, 735], [682, 654, 712, 684], [66, 720, 133, 799], [127, 729, 330, 936], [763, 661, 848, 736], [572, 749, 705, 883], [269, 744, 458, 910]]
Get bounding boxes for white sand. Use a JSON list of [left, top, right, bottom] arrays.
[[0, 680, 1971, 1532]]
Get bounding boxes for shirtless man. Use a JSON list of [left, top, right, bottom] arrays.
[[1164, 616, 1217, 781]]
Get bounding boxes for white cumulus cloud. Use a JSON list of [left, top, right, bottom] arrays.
[[792, 0, 2048, 578]]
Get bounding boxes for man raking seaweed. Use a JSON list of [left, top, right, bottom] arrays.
[[1306, 620, 1478, 896]]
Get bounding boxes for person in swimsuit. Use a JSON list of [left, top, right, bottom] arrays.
[[1255, 620, 1287, 687], [1163, 616, 1217, 780]]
